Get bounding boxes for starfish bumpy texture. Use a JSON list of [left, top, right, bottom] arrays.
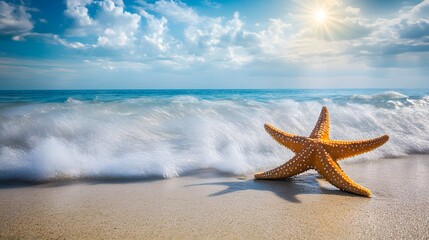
[[255, 106, 389, 197]]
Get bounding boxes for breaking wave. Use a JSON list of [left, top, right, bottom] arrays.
[[1, 90, 428, 182]]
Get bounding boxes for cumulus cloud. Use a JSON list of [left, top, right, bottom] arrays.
[[134, 1, 253, 67], [142, 0, 243, 50], [138, 9, 172, 53], [181, 11, 254, 66], [64, 0, 93, 27], [64, 0, 141, 49], [0, 1, 33, 37], [95, 0, 141, 48], [184, 12, 243, 48], [138, 0, 251, 65]]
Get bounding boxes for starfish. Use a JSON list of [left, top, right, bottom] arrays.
[[254, 106, 389, 197]]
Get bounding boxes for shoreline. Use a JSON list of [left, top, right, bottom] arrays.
[[1, 155, 428, 239]]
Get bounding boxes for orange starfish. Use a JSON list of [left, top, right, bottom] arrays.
[[255, 106, 389, 197]]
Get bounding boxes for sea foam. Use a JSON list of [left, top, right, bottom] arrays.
[[1, 90, 428, 182]]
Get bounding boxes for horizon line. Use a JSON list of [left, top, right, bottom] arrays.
[[1, 87, 428, 91]]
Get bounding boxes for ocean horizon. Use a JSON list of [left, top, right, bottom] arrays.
[[1, 88, 428, 182]]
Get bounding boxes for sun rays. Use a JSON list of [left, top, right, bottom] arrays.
[[292, 0, 343, 40]]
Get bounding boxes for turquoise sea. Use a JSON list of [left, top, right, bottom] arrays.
[[1, 89, 428, 181]]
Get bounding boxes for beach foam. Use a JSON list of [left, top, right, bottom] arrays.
[[1, 90, 429, 181]]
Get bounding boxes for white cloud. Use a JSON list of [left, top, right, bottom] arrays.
[[65, 0, 141, 48], [202, 0, 221, 9], [0, 1, 33, 37], [136, 2, 250, 67], [83, 58, 149, 71], [53, 35, 86, 49], [345, 7, 360, 15], [349, 0, 429, 59], [5, 31, 87, 49], [139, 9, 172, 52], [404, 0, 429, 19], [224, 46, 252, 66], [395, 0, 429, 39], [64, 0, 93, 27], [95, 0, 141, 48], [147, 0, 200, 24], [84, 58, 115, 70], [236, 18, 297, 65], [184, 12, 243, 48], [142, 0, 244, 54]]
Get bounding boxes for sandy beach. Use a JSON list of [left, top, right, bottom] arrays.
[[1, 155, 428, 239]]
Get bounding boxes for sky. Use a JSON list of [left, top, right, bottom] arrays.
[[0, 0, 428, 89]]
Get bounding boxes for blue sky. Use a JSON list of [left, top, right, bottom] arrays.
[[0, 0, 428, 89]]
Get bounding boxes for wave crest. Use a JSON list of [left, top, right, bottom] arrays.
[[1, 93, 429, 182]]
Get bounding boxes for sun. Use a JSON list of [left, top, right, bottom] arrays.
[[314, 9, 327, 23], [292, 0, 342, 40]]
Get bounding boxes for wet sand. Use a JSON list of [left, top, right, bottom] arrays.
[[1, 156, 428, 239]]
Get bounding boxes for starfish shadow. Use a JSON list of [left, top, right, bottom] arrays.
[[187, 173, 360, 203]]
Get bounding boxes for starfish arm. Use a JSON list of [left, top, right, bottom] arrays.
[[309, 106, 330, 140], [254, 145, 314, 180], [264, 124, 310, 153], [313, 147, 372, 197], [321, 135, 389, 160]]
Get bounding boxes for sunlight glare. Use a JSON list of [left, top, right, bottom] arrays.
[[293, 0, 344, 40], [314, 9, 327, 23]]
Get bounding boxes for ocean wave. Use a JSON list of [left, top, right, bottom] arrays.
[[351, 91, 408, 100], [336, 91, 429, 109], [1, 93, 429, 182], [66, 97, 83, 104]]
